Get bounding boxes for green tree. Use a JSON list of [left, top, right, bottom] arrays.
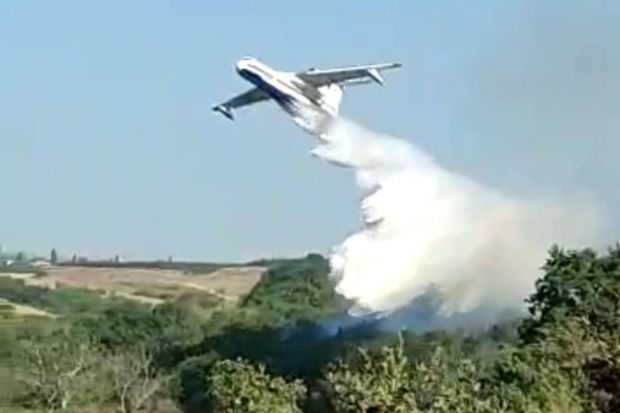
[[325, 334, 418, 413], [410, 347, 500, 413], [325, 336, 503, 413], [519, 245, 620, 343], [492, 319, 598, 413], [514, 245, 620, 412], [174, 353, 220, 412], [242, 254, 341, 323], [207, 358, 306, 413], [495, 316, 619, 413]]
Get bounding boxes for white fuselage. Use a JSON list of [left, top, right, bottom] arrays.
[[235, 57, 341, 137]]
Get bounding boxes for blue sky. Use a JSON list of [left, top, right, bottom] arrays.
[[1, 1, 619, 261]]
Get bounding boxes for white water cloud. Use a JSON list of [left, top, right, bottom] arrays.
[[311, 117, 600, 316]]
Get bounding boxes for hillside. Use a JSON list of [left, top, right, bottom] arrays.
[[12, 264, 265, 303]]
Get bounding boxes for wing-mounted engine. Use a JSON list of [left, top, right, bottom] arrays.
[[317, 83, 343, 116]]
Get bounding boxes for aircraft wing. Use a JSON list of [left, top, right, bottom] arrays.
[[212, 87, 271, 120], [296, 62, 402, 87]]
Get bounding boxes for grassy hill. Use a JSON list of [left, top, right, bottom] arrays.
[[1, 262, 265, 305]]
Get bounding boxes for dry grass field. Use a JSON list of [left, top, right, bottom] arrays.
[[20, 265, 266, 303]]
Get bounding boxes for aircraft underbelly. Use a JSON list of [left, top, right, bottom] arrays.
[[259, 79, 334, 138], [281, 101, 334, 138], [239, 70, 336, 139]]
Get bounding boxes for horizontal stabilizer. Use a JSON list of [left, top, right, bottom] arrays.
[[367, 68, 384, 85]]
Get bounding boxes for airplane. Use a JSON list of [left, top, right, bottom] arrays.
[[212, 57, 401, 140]]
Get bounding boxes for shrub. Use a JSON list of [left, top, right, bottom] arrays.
[[207, 358, 306, 413]]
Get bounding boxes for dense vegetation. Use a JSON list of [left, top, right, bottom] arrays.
[[0, 245, 618, 412]]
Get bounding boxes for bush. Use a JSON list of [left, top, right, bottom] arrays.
[[104, 344, 175, 413], [16, 328, 105, 412], [0, 278, 111, 316], [325, 334, 417, 413], [520, 245, 620, 343], [325, 335, 503, 413], [243, 254, 341, 323], [493, 316, 619, 413], [514, 245, 620, 412], [207, 358, 306, 413]]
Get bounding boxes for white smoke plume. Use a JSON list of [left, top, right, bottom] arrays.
[[311, 117, 600, 317]]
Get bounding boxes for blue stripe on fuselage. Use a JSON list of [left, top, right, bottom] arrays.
[[237, 69, 295, 107]]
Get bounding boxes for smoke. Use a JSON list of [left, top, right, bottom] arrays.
[[311, 117, 600, 318]]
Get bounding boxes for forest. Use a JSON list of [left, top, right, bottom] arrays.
[[0, 245, 618, 413]]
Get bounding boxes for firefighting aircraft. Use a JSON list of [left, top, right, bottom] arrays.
[[212, 56, 401, 139]]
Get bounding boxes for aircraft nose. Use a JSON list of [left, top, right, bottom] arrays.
[[235, 60, 247, 74]]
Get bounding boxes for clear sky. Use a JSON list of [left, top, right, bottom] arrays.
[[1, 1, 619, 261]]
